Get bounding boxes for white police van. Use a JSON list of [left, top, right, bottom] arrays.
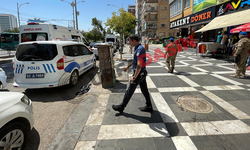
[[13, 41, 96, 88]]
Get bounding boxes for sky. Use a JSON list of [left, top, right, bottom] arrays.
[[0, 0, 135, 31]]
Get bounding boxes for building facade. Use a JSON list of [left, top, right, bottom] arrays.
[[157, 0, 170, 38], [140, 0, 159, 42], [128, 5, 136, 34], [0, 14, 18, 32]]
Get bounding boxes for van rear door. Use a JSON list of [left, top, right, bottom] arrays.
[[14, 43, 60, 84]]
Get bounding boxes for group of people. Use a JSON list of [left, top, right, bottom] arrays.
[[112, 32, 250, 114]]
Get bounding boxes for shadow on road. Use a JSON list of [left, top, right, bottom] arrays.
[[115, 110, 179, 137], [24, 67, 99, 102]]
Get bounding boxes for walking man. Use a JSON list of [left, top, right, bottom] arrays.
[[112, 34, 153, 113], [231, 32, 250, 78], [165, 38, 178, 73]]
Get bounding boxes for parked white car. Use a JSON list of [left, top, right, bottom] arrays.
[[0, 91, 34, 150], [0, 68, 7, 89], [13, 41, 96, 88]]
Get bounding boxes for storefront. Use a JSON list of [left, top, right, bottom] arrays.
[[169, 7, 216, 42], [196, 0, 250, 33]]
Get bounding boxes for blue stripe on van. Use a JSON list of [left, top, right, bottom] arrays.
[[50, 64, 56, 72], [43, 64, 48, 73], [64, 62, 80, 73], [21, 64, 24, 74], [17, 64, 21, 74], [46, 64, 52, 73], [15, 65, 18, 73]]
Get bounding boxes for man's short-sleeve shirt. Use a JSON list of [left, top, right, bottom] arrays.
[[133, 44, 146, 72]]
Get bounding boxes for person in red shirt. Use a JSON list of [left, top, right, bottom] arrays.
[[165, 38, 178, 73]]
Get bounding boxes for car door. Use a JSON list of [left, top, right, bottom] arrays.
[[80, 45, 94, 74], [63, 45, 82, 74]]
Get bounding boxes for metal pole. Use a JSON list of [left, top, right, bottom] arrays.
[[74, 0, 78, 30], [71, 2, 75, 29], [17, 3, 20, 28]]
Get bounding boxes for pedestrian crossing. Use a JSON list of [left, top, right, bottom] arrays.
[[74, 47, 250, 150]]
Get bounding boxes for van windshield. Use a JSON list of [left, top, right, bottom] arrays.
[[21, 33, 48, 42], [106, 38, 115, 42], [16, 44, 58, 61]]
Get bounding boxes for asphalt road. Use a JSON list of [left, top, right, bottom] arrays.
[[0, 61, 100, 150]]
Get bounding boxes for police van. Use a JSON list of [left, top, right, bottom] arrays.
[[13, 41, 96, 88], [19, 21, 89, 46]]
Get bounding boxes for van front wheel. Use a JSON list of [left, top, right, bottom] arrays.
[[69, 70, 78, 86]]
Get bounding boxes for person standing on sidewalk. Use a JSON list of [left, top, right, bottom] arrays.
[[231, 32, 250, 78], [165, 38, 178, 73], [112, 34, 153, 113]]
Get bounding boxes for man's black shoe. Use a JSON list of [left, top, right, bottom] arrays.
[[112, 105, 124, 113], [139, 106, 153, 112]]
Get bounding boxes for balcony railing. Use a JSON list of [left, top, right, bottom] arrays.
[[145, 0, 158, 3], [144, 18, 158, 21], [145, 7, 158, 12]]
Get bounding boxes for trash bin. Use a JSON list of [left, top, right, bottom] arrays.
[[96, 43, 116, 88]]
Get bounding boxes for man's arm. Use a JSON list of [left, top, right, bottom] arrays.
[[131, 60, 142, 83], [234, 41, 243, 57], [124, 61, 133, 72]]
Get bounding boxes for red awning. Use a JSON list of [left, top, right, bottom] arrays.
[[230, 22, 250, 33]]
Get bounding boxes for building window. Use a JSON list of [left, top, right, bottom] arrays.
[[161, 24, 166, 28], [185, 0, 190, 8], [160, 6, 167, 10], [161, 15, 167, 19], [170, 0, 182, 18], [159, 32, 165, 37]]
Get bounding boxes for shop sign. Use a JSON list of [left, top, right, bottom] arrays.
[[170, 7, 215, 29], [216, 0, 250, 16], [170, 16, 190, 29]]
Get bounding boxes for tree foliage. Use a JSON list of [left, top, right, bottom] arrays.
[[4, 28, 19, 33], [86, 32, 94, 41], [91, 17, 106, 39], [105, 8, 136, 41]]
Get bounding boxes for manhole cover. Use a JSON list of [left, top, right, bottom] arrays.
[[176, 95, 213, 113]]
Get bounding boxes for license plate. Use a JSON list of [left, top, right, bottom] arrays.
[[26, 73, 44, 78]]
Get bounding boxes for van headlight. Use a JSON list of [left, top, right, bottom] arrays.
[[21, 95, 31, 105]]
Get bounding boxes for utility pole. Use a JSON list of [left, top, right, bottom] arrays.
[[17, 3, 20, 28], [75, 0, 78, 30], [71, 1, 75, 29], [17, 2, 29, 28]]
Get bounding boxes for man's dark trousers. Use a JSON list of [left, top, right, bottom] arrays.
[[120, 75, 152, 108]]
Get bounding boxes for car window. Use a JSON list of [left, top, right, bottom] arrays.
[[16, 44, 58, 61], [81, 45, 92, 55], [21, 33, 48, 42], [63, 45, 79, 56], [77, 45, 84, 55]]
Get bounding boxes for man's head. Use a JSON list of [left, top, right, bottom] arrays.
[[223, 31, 227, 35], [218, 31, 221, 34], [239, 32, 247, 39], [170, 38, 174, 42], [128, 34, 141, 47]]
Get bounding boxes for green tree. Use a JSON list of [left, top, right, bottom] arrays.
[[105, 8, 136, 59], [86, 32, 94, 41], [4, 28, 19, 33], [90, 27, 103, 42], [91, 17, 106, 40]]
